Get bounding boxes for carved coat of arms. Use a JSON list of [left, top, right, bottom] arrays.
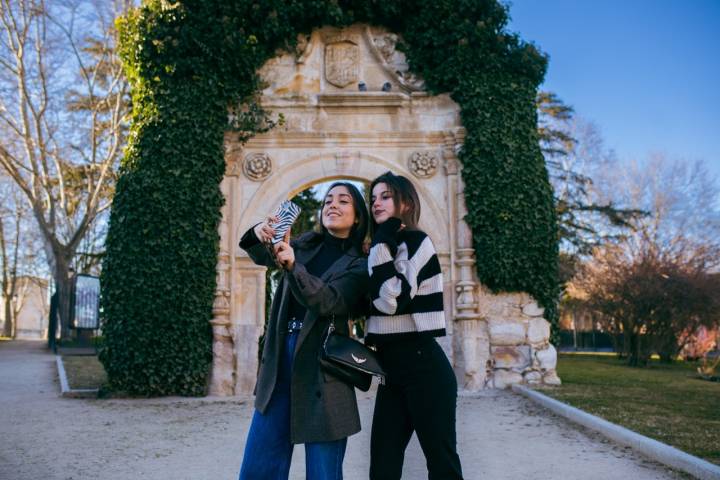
[[325, 40, 359, 88]]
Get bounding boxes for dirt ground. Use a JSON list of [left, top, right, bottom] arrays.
[[0, 341, 690, 480]]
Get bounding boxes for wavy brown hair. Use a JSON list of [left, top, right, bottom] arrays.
[[369, 171, 421, 237]]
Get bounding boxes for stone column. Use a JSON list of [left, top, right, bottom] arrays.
[[209, 170, 235, 396], [233, 262, 267, 394], [445, 128, 491, 390]]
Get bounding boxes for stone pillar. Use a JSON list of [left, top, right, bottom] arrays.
[[233, 262, 267, 394], [445, 128, 491, 390], [209, 173, 235, 395]]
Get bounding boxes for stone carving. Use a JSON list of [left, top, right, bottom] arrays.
[[373, 32, 399, 64], [208, 323, 235, 395], [225, 144, 243, 177], [367, 27, 425, 92], [242, 153, 272, 181], [324, 38, 359, 88], [295, 33, 314, 64], [408, 151, 439, 178], [442, 132, 459, 175], [227, 159, 243, 177], [335, 151, 353, 171], [212, 291, 230, 316]]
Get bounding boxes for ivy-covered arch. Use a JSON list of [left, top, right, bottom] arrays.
[[100, 0, 558, 396]]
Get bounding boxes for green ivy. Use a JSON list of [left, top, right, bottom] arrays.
[[100, 0, 559, 396]]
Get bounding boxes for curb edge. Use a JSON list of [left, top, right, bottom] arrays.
[[512, 384, 720, 480], [55, 355, 98, 398]]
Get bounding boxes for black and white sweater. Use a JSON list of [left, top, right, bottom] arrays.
[[366, 223, 446, 344]]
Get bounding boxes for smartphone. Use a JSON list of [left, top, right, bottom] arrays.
[[270, 200, 302, 244]]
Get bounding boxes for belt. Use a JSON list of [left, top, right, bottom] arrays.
[[287, 318, 303, 332]]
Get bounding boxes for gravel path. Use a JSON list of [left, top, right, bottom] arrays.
[[0, 341, 689, 480]]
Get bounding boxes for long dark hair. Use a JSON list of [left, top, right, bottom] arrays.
[[369, 171, 421, 237], [319, 181, 369, 252]]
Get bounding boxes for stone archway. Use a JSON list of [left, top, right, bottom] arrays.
[[208, 24, 559, 396]]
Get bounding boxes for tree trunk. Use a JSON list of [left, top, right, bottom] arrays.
[[626, 331, 648, 367], [657, 336, 678, 363], [627, 332, 639, 366], [48, 290, 58, 350], [53, 257, 75, 341], [2, 297, 13, 338]]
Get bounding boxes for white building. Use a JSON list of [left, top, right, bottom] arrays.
[[1, 276, 49, 340]]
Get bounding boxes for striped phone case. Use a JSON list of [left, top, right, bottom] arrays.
[[270, 200, 301, 244]]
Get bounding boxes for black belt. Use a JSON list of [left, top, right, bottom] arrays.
[[287, 318, 303, 332]]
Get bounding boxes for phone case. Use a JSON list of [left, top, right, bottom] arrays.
[[270, 200, 302, 244]]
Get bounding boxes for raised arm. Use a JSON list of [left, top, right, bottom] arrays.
[[239, 219, 278, 268], [369, 223, 441, 315]]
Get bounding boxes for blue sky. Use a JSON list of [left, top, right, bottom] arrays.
[[507, 0, 720, 177]]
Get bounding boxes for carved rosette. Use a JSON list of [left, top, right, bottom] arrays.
[[408, 151, 439, 179], [242, 153, 272, 181]]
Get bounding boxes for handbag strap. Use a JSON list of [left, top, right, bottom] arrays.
[[322, 315, 336, 351]]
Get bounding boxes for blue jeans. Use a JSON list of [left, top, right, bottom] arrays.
[[239, 331, 347, 480]]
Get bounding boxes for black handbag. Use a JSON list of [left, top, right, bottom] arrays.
[[320, 319, 385, 392]]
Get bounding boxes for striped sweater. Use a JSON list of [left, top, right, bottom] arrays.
[[366, 228, 446, 344]]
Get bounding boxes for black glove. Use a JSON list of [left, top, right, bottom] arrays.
[[371, 217, 403, 255]]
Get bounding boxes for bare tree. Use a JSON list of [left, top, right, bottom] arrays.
[[0, 176, 46, 338], [537, 92, 644, 261], [0, 180, 22, 338], [0, 0, 129, 340], [571, 155, 720, 365]]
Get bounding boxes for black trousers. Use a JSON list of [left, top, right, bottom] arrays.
[[369, 336, 463, 480]]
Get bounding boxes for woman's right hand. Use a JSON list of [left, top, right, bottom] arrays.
[[372, 217, 403, 244], [253, 216, 278, 243]]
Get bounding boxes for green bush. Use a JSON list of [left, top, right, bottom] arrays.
[[100, 0, 559, 396]]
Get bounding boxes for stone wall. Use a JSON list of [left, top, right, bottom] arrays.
[[481, 292, 561, 388]]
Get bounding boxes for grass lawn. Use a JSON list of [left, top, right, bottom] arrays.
[[539, 353, 720, 466], [61, 355, 107, 390]]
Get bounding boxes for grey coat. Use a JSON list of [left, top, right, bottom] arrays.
[[241, 230, 368, 443]]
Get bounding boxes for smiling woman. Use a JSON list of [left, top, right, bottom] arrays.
[[318, 182, 369, 246], [237, 180, 370, 479]]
